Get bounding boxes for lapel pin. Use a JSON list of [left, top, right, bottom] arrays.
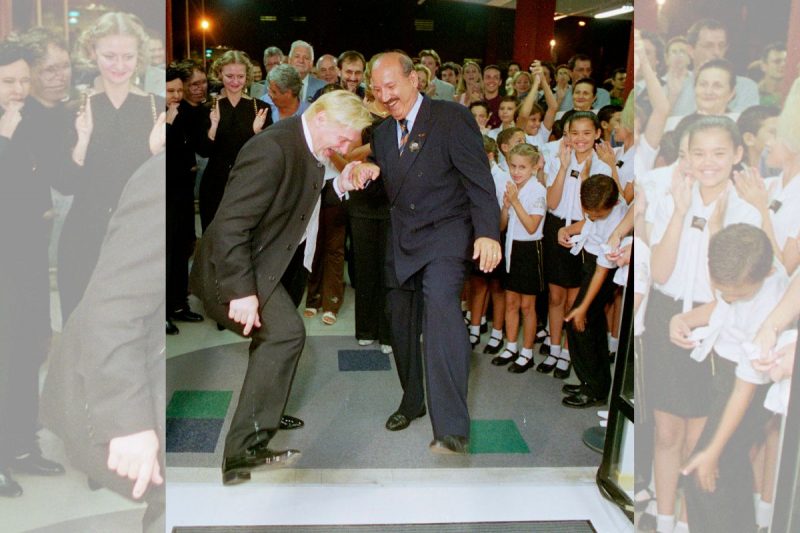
[[409, 141, 420, 152]]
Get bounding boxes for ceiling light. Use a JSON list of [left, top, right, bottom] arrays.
[[594, 5, 634, 18]]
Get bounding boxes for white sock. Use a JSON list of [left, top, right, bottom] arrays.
[[469, 325, 480, 337], [609, 336, 619, 352], [656, 514, 675, 533], [465, 311, 472, 321], [556, 349, 570, 370], [518, 347, 533, 361], [550, 344, 562, 357], [507, 341, 518, 353], [541, 355, 557, 365], [756, 500, 773, 528], [543, 335, 551, 347], [480, 315, 487, 326], [673, 521, 689, 533], [753, 492, 761, 510]]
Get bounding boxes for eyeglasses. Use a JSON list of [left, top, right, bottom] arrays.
[[38, 63, 71, 80]]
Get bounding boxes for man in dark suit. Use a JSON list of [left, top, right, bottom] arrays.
[[40, 151, 166, 533], [356, 52, 501, 454], [190, 90, 373, 485]]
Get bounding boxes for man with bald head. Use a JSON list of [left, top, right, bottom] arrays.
[[315, 54, 339, 85], [353, 52, 501, 454]]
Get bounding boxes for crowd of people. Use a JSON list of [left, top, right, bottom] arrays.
[[634, 15, 798, 533], [4, 5, 799, 533], [1, 11, 166, 532], [158, 33, 639, 488]]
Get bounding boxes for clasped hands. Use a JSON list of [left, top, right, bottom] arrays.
[[338, 161, 381, 192]]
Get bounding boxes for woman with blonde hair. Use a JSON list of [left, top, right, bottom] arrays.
[[58, 12, 166, 321], [196, 50, 269, 231], [456, 60, 484, 106]]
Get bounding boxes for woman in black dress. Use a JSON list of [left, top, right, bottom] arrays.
[[58, 12, 166, 321], [196, 50, 270, 232]]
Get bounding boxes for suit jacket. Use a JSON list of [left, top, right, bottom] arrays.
[[371, 96, 500, 287], [431, 78, 456, 101], [303, 76, 327, 106], [40, 151, 165, 459], [191, 116, 325, 309]]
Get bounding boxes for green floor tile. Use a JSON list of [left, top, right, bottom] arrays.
[[469, 419, 530, 454], [167, 390, 233, 419]]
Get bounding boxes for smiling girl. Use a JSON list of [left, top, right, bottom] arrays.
[[58, 12, 166, 321], [196, 50, 270, 231], [491, 143, 547, 372]]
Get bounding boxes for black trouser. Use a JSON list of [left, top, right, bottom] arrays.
[[166, 190, 196, 314], [280, 242, 309, 308], [387, 257, 471, 438], [350, 216, 391, 344], [565, 253, 617, 400], [684, 355, 768, 533]]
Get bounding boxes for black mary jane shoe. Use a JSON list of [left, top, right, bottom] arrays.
[[482, 339, 504, 355], [539, 342, 551, 355], [508, 354, 535, 373], [279, 414, 304, 430], [536, 356, 557, 374], [553, 359, 572, 380], [469, 332, 480, 349], [491, 348, 517, 366], [561, 383, 583, 395]]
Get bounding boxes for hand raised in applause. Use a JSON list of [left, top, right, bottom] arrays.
[[253, 107, 268, 133], [166, 102, 179, 125], [0, 100, 24, 139]]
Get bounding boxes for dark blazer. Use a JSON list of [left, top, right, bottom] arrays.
[[40, 151, 165, 463], [191, 116, 325, 309], [371, 96, 500, 286]]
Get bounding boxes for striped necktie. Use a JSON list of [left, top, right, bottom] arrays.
[[398, 118, 409, 155]]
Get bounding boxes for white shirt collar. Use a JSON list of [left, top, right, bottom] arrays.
[[399, 93, 424, 132]]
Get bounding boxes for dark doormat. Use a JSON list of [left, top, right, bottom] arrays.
[[173, 520, 596, 532]]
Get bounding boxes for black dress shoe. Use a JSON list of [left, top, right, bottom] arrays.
[[222, 446, 301, 486], [216, 322, 226, 331], [429, 435, 469, 455], [166, 320, 179, 335], [171, 308, 204, 322], [536, 356, 557, 374], [562, 393, 606, 409], [491, 348, 517, 366], [479, 322, 488, 334], [12, 452, 65, 476], [553, 360, 571, 380], [482, 340, 504, 355], [0, 469, 23, 497], [385, 407, 426, 431], [508, 355, 535, 373], [561, 383, 583, 395], [279, 414, 304, 430]]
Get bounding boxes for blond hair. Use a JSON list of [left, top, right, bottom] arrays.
[[74, 12, 150, 76], [210, 50, 256, 87], [304, 89, 372, 131], [508, 143, 545, 184]]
